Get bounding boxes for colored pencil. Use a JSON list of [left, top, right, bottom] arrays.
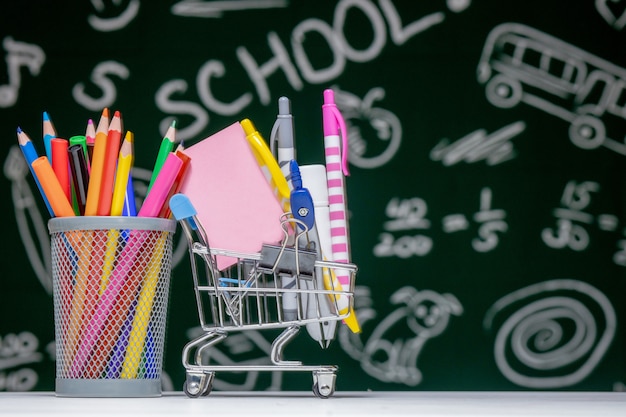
[[17, 127, 54, 216], [97, 110, 122, 216], [84, 108, 109, 216], [43, 111, 57, 161], [85, 118, 96, 167], [147, 120, 176, 193]]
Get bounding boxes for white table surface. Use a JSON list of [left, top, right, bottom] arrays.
[[1, 391, 626, 417]]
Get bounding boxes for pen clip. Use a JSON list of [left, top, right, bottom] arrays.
[[269, 117, 280, 158], [330, 105, 349, 177]]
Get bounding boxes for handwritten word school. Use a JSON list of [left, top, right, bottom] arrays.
[[65, 0, 461, 142]]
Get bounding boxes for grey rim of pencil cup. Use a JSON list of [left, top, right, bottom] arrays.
[[48, 216, 176, 397]]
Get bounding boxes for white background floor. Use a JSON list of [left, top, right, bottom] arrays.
[[1, 391, 626, 417]]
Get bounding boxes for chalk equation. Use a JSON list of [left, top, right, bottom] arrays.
[[375, 181, 625, 264], [374, 187, 508, 258], [0, 331, 43, 392], [483, 279, 616, 389], [542, 180, 625, 265]]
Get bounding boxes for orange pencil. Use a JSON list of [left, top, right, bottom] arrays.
[[84, 108, 109, 216], [97, 110, 122, 216], [31, 156, 75, 217], [51, 138, 70, 201]]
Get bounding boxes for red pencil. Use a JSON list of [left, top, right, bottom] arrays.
[[97, 110, 122, 216], [51, 138, 70, 201]]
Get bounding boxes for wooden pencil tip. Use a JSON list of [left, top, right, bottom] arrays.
[[17, 126, 22, 134], [113, 110, 121, 118], [102, 108, 110, 118], [43, 111, 50, 121]]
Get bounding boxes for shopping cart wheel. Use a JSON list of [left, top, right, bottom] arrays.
[[312, 371, 336, 399], [183, 371, 214, 398]]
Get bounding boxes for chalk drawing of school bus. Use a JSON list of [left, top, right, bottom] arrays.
[[477, 22, 626, 155]]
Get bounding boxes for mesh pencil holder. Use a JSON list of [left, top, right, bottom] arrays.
[[48, 216, 176, 397]]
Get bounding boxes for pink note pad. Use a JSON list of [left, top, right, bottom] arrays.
[[180, 122, 285, 270]]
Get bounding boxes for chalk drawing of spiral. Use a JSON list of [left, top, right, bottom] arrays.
[[483, 279, 616, 388]]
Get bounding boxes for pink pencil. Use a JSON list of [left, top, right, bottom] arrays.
[[70, 153, 182, 375], [138, 152, 183, 217]]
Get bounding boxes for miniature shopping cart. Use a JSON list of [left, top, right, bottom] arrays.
[[170, 194, 357, 398]]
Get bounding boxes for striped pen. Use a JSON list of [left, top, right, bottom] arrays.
[[321, 89, 351, 291]]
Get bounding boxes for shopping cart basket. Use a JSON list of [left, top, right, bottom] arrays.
[[170, 194, 357, 398]]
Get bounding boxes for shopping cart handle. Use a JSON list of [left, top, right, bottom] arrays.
[[169, 193, 199, 230]]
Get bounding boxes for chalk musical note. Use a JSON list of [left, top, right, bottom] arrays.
[[0, 37, 46, 108]]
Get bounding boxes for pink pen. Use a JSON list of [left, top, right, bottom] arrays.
[[322, 88, 351, 290]]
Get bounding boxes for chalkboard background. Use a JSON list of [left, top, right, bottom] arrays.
[[1, 0, 625, 393]]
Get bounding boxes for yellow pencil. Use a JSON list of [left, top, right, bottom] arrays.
[[111, 131, 134, 216], [120, 233, 166, 379], [101, 131, 134, 294]]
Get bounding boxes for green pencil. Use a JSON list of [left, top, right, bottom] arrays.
[[147, 120, 176, 192]]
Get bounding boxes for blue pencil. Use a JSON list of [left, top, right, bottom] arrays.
[[17, 127, 54, 216], [43, 111, 56, 162]]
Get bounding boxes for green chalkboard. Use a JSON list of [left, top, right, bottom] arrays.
[[1, 0, 625, 393]]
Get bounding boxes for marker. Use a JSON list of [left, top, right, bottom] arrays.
[[43, 111, 57, 161], [97, 110, 123, 216], [270, 96, 296, 186], [17, 127, 54, 216], [68, 144, 90, 215], [31, 156, 75, 217], [147, 120, 176, 193], [242, 118, 290, 211], [322, 89, 352, 292], [51, 138, 70, 201], [70, 134, 90, 173]]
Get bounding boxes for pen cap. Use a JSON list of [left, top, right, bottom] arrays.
[[300, 165, 328, 207]]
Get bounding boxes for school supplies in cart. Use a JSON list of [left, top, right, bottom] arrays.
[[170, 90, 359, 398]]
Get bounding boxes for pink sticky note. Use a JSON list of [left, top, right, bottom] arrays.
[[180, 122, 285, 270]]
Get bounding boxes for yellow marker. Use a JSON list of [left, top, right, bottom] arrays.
[[241, 118, 290, 211], [323, 261, 361, 333]]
